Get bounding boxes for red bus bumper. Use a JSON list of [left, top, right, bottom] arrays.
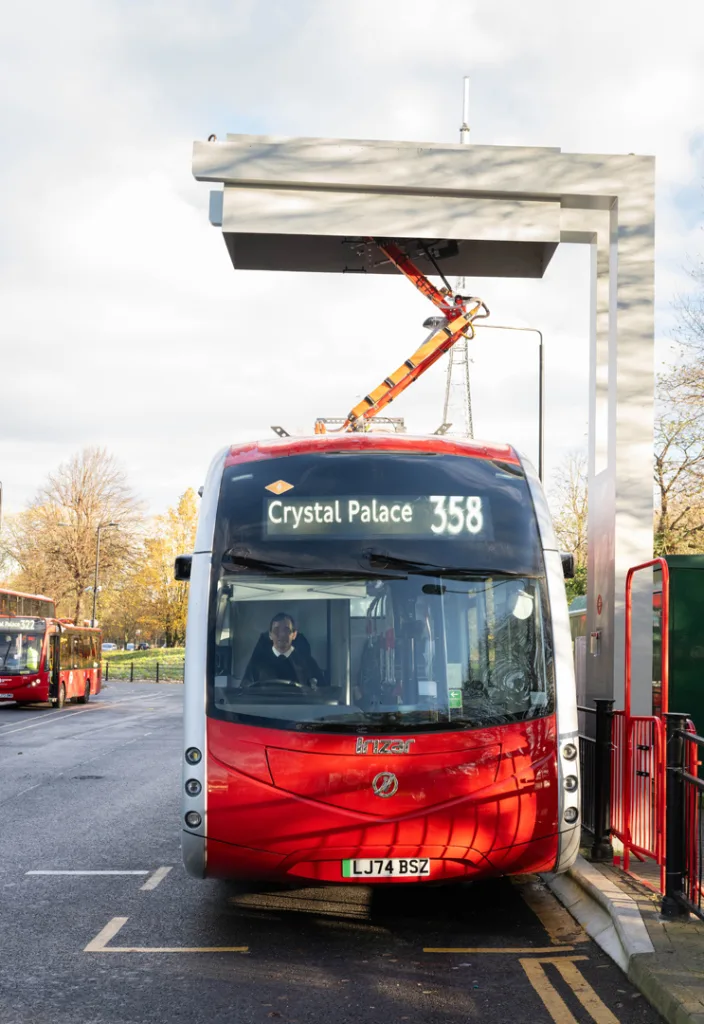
[[202, 833, 560, 883], [0, 675, 49, 703], [199, 716, 562, 883]]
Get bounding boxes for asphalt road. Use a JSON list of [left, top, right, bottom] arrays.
[[0, 681, 663, 1024]]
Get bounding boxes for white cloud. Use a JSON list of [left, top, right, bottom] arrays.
[[1, 0, 703, 518]]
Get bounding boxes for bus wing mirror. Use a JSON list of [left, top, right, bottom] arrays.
[[561, 553, 575, 579], [174, 555, 192, 582]]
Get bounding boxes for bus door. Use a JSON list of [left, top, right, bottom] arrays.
[[48, 632, 60, 701]]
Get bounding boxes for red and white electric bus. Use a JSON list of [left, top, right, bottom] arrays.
[[0, 614, 102, 709], [180, 433, 580, 882]]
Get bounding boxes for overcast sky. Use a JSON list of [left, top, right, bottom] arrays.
[[2, 0, 703, 518]]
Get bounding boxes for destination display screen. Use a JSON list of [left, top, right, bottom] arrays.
[[265, 495, 493, 540], [216, 450, 544, 578], [0, 618, 46, 632]]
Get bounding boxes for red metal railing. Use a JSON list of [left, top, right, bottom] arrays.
[[611, 558, 670, 892], [611, 710, 626, 844], [684, 721, 701, 909], [624, 557, 669, 719]]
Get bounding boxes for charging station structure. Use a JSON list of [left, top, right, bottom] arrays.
[[193, 133, 656, 712]]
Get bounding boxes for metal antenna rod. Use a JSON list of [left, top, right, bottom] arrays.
[[460, 76, 470, 144], [441, 77, 474, 438]]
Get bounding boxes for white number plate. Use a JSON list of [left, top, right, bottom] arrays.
[[0, 694, 14, 699], [342, 858, 431, 878]]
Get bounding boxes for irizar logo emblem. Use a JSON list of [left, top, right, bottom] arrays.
[[265, 479, 294, 494], [372, 772, 399, 798], [355, 738, 415, 755]]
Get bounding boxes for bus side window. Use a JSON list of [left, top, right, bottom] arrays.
[[60, 634, 70, 671]]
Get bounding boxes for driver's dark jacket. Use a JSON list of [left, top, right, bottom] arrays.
[[242, 645, 324, 687]]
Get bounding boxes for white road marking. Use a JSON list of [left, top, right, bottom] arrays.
[[0, 692, 171, 737], [141, 866, 172, 890], [84, 916, 249, 953], [27, 870, 149, 876]]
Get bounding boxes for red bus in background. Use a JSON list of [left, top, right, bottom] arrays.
[[180, 434, 580, 884], [0, 587, 56, 619], [0, 615, 101, 709]]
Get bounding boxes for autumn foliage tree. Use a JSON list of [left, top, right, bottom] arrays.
[[139, 489, 198, 646], [99, 489, 198, 647]]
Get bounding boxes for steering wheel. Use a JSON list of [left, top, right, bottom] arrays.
[[242, 678, 307, 693]]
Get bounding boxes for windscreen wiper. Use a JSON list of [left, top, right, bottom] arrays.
[[222, 553, 296, 573], [360, 551, 526, 579], [223, 552, 402, 580]]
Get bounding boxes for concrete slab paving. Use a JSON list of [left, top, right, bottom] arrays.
[[546, 856, 704, 1024]]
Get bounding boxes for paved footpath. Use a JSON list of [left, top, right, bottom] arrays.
[[0, 682, 663, 1024]]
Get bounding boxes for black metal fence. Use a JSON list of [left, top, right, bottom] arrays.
[[578, 705, 596, 833], [578, 699, 614, 862], [663, 713, 704, 919], [103, 659, 185, 683]]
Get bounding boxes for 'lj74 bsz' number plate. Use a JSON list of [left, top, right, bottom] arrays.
[[342, 858, 431, 878]]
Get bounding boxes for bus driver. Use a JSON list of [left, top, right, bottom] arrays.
[[242, 612, 324, 689]]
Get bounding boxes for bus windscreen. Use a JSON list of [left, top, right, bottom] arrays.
[[208, 452, 554, 734]]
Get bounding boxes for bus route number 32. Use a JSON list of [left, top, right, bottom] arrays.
[[430, 496, 484, 535]]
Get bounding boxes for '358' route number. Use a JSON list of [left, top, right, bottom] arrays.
[[429, 495, 484, 535]]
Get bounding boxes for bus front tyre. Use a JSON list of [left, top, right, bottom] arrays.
[[54, 683, 66, 710], [77, 680, 90, 705]]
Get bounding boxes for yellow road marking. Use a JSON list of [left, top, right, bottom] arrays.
[[520, 956, 620, 1024], [512, 876, 589, 945], [424, 946, 575, 954], [140, 866, 172, 891], [84, 917, 248, 953], [551, 958, 621, 1024]]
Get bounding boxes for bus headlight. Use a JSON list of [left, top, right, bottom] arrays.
[[564, 775, 578, 792], [185, 747, 202, 765], [185, 779, 202, 796], [564, 807, 579, 824], [562, 743, 577, 760], [185, 811, 202, 828]]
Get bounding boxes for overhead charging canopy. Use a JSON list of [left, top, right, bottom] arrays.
[[195, 135, 561, 278]]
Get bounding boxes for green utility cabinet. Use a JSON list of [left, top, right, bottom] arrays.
[[653, 556, 704, 730]]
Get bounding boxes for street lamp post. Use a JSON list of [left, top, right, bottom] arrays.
[[473, 324, 545, 482], [92, 523, 118, 628], [425, 319, 545, 480]]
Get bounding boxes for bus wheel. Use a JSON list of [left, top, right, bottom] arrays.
[[77, 680, 90, 705], [55, 683, 66, 710]]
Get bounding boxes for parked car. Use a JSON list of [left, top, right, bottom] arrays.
[[137, 642, 150, 651], [101, 642, 118, 652], [125, 643, 135, 651]]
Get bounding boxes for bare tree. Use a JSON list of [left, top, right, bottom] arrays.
[[673, 256, 704, 351], [654, 374, 704, 554], [549, 451, 588, 599], [3, 448, 143, 622]]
